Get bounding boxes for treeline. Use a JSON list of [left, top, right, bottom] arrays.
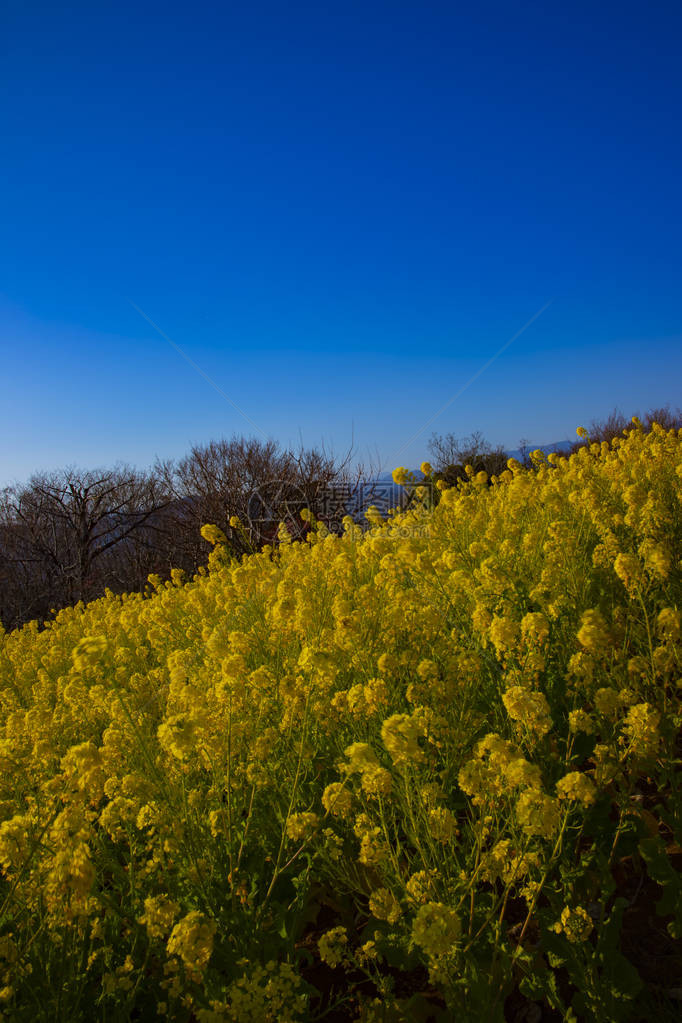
[[423, 406, 682, 484], [1, 406, 679, 631], [0, 438, 362, 631], [564, 405, 682, 453]]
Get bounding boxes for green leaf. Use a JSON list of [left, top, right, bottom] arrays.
[[599, 950, 642, 1002], [400, 993, 446, 1023], [541, 926, 569, 968], [519, 961, 563, 1012], [638, 836, 682, 933], [597, 897, 628, 955]]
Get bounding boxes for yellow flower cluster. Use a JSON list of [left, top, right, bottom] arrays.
[[556, 771, 597, 807], [458, 733, 542, 805], [318, 927, 349, 968], [200, 523, 227, 546], [380, 712, 426, 767], [406, 869, 438, 904], [139, 894, 180, 939], [0, 421, 679, 1017], [369, 887, 402, 924], [411, 902, 461, 957], [502, 685, 553, 736], [286, 812, 320, 841], [553, 905, 594, 943], [199, 961, 307, 1023], [166, 911, 216, 976], [515, 788, 561, 839], [72, 634, 108, 671], [620, 702, 661, 758]]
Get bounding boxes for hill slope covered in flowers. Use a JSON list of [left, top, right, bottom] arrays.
[[0, 421, 680, 1022]]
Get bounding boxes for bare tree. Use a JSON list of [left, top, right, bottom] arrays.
[[0, 465, 169, 627], [289, 441, 370, 534], [517, 437, 532, 468], [427, 430, 508, 484], [156, 436, 297, 557], [643, 406, 682, 432], [568, 405, 682, 454], [158, 434, 369, 553], [0, 433, 373, 630]]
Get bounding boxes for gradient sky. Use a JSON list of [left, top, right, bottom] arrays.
[[2, 0, 681, 485]]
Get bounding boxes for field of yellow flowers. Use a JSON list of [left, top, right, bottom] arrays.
[[0, 420, 680, 1022]]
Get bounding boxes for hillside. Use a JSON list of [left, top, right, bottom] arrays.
[[0, 421, 680, 1022]]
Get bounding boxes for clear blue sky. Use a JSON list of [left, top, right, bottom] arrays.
[[2, 0, 681, 484]]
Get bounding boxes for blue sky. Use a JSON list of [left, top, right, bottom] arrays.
[[2, 0, 681, 484]]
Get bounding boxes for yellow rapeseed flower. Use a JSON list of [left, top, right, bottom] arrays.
[[556, 771, 597, 807], [411, 902, 461, 957], [200, 523, 227, 545], [166, 911, 216, 976]]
